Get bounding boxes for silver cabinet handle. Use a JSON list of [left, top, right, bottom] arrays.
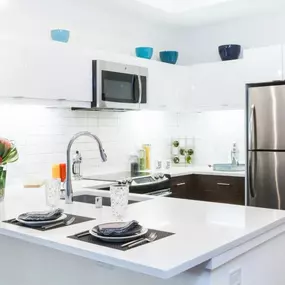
[[217, 183, 231, 186], [176, 183, 186, 186]]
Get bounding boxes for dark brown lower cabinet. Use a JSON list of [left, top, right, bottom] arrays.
[[170, 175, 191, 199], [170, 174, 245, 205]]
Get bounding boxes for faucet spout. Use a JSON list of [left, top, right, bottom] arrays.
[[66, 131, 107, 204]]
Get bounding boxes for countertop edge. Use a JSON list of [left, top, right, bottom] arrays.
[[1, 215, 285, 279]]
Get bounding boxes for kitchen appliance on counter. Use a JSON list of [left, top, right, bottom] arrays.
[[84, 172, 171, 197], [247, 81, 285, 210], [89, 60, 148, 111]]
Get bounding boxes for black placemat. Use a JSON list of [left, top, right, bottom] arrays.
[[3, 214, 95, 231], [68, 229, 174, 251]]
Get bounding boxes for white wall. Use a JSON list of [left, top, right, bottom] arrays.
[[178, 11, 285, 64], [0, 1, 246, 185], [0, 0, 183, 62], [2, 106, 244, 186], [2, 106, 185, 186], [181, 110, 245, 166]]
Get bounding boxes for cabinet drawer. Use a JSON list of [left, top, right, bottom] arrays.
[[170, 175, 199, 200], [194, 175, 245, 205], [171, 176, 189, 199]]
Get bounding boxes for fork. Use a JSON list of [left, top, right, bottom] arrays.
[[128, 232, 157, 248], [42, 217, 76, 230]]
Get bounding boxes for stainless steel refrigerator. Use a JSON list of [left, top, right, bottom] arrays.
[[247, 81, 285, 210]]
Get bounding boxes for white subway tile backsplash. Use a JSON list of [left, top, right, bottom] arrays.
[[2, 106, 180, 185], [2, 104, 244, 186]]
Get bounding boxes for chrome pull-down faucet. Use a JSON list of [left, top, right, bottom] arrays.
[[65, 131, 107, 204]]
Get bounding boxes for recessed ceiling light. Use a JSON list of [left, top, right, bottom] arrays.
[[135, 0, 233, 13]]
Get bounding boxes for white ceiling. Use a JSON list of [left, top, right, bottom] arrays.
[[134, 0, 234, 14], [115, 0, 285, 26]]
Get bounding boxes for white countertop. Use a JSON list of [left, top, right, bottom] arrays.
[[0, 185, 283, 279], [164, 166, 245, 177]]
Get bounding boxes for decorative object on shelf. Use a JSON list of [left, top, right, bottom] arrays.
[[135, 47, 153, 59], [51, 29, 70, 43], [171, 137, 195, 167], [173, 140, 179, 148], [173, 156, 180, 164], [0, 138, 19, 201], [218, 44, 241, 61], [187, 149, 194, 156], [160, 51, 179, 64]]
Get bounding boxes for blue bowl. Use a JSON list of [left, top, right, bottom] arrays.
[[135, 47, 153, 59], [160, 51, 179, 64], [51, 29, 70, 43], [218, 45, 241, 61]]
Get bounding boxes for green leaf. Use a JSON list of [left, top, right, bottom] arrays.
[[2, 147, 18, 164]]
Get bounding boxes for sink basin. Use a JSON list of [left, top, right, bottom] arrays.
[[213, 164, 245, 172], [73, 194, 139, 206]]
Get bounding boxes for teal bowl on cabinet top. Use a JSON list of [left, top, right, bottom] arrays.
[[135, 47, 154, 59], [159, 51, 179, 64], [51, 29, 70, 43]]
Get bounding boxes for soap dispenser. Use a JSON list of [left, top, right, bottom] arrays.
[[231, 142, 239, 166]]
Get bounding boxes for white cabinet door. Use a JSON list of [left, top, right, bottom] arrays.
[[170, 66, 191, 112], [188, 60, 245, 111], [0, 41, 92, 102], [146, 62, 189, 112], [147, 62, 172, 111], [242, 45, 283, 84]]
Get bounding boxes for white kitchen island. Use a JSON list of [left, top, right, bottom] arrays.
[[0, 186, 285, 285]]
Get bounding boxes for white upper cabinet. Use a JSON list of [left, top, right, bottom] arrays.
[[187, 45, 284, 111], [146, 61, 189, 112], [0, 41, 92, 103], [0, 40, 283, 111], [188, 60, 245, 111], [242, 45, 283, 84]]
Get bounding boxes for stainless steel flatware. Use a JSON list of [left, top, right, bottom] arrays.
[[42, 217, 76, 230], [128, 232, 157, 248], [75, 230, 90, 238], [121, 237, 145, 248]]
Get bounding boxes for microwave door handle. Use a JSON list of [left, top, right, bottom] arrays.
[[138, 75, 142, 105]]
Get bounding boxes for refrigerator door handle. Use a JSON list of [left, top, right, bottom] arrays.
[[248, 151, 256, 199], [249, 104, 256, 150]]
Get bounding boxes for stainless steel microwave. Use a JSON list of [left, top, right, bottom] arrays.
[[92, 60, 148, 111]]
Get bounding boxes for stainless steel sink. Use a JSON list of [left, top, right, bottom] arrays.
[[213, 164, 245, 172]]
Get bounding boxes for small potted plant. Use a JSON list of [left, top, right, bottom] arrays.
[[0, 138, 19, 201]]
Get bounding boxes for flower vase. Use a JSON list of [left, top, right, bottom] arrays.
[[0, 165, 7, 201]]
